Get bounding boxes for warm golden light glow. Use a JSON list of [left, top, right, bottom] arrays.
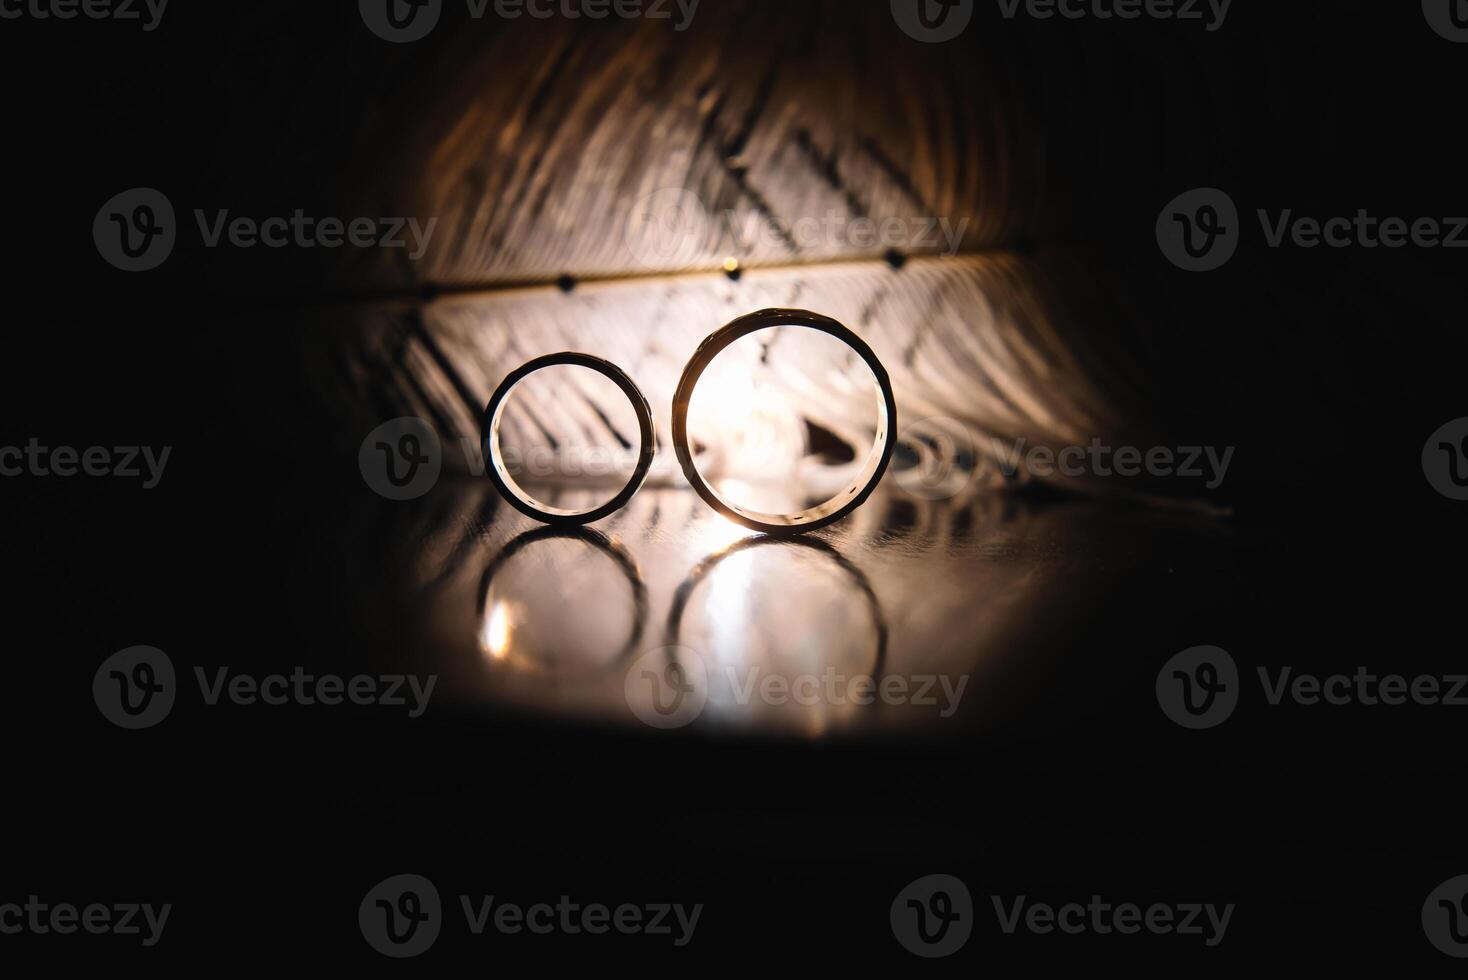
[[480, 600, 514, 660], [693, 509, 757, 554]]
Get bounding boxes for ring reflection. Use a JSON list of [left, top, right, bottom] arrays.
[[664, 535, 888, 733], [476, 527, 648, 680]]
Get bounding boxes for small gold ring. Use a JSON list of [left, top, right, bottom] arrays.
[[482, 352, 655, 526]]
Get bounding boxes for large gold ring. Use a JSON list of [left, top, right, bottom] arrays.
[[671, 309, 897, 535]]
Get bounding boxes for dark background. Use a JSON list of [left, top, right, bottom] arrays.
[[2, 0, 1464, 967]]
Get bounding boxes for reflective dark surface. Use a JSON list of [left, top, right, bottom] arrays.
[[336, 476, 1238, 737]]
